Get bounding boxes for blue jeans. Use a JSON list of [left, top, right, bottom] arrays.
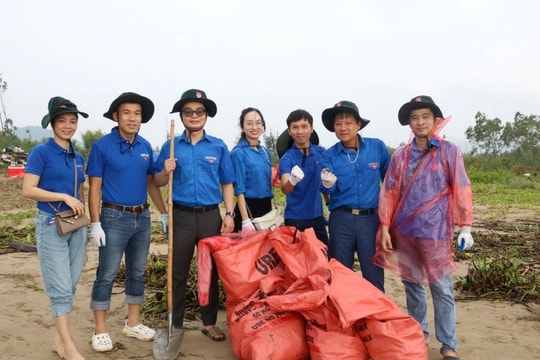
[[403, 275, 457, 354], [328, 209, 384, 292], [35, 210, 87, 318], [285, 216, 329, 246], [90, 207, 151, 310]]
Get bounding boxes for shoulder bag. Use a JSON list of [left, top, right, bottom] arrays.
[[49, 155, 90, 235]]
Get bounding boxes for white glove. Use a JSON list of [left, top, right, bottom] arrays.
[[457, 226, 474, 252], [289, 165, 304, 186], [89, 222, 106, 247], [241, 219, 256, 233], [321, 168, 337, 188], [161, 213, 169, 239]]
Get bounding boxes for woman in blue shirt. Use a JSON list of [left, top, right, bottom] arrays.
[[230, 107, 273, 232], [22, 96, 89, 360]]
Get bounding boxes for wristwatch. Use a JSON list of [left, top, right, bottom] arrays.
[[225, 211, 235, 218]]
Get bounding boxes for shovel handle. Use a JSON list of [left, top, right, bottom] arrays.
[[167, 120, 175, 312]]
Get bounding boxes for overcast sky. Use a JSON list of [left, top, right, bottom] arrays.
[[1, 0, 539, 151]]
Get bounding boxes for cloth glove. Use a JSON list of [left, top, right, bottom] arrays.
[[321, 168, 337, 188], [289, 165, 304, 186], [242, 219, 256, 232], [89, 222, 106, 247], [457, 226, 474, 252], [161, 213, 169, 239]]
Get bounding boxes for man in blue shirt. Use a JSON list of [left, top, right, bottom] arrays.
[[86, 92, 167, 352], [320, 100, 390, 292], [154, 89, 235, 342], [278, 109, 328, 245]]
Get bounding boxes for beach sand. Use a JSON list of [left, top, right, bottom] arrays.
[[1, 241, 539, 360]]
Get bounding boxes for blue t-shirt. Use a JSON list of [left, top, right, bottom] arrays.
[[25, 138, 85, 214], [279, 143, 326, 220], [154, 131, 236, 206], [320, 136, 390, 211], [230, 138, 272, 199], [86, 127, 156, 205]]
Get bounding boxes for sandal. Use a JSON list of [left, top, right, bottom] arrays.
[[201, 325, 226, 342], [122, 320, 155, 341], [92, 333, 113, 352]]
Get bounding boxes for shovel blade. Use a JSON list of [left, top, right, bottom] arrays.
[[153, 326, 184, 360]]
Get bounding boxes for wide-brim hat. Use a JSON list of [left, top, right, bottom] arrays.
[[398, 95, 443, 126], [41, 96, 88, 129], [321, 100, 370, 132], [103, 92, 155, 123], [170, 89, 217, 117], [276, 129, 320, 159]]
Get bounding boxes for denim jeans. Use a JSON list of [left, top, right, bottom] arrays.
[[284, 216, 329, 246], [328, 208, 384, 292], [403, 274, 457, 354], [90, 207, 151, 310], [35, 210, 87, 318]]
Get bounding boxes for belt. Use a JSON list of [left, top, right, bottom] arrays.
[[102, 202, 149, 213], [174, 203, 219, 213], [340, 206, 377, 216]]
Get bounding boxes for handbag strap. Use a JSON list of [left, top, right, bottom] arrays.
[[48, 154, 77, 213]]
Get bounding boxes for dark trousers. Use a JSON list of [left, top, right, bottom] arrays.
[[233, 197, 272, 232], [284, 216, 329, 246], [172, 207, 222, 327]]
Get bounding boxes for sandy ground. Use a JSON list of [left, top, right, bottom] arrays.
[[1, 241, 539, 360]]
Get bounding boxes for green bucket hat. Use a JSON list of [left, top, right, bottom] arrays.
[[398, 95, 443, 126], [276, 129, 320, 159], [41, 96, 88, 129], [321, 100, 370, 132], [103, 92, 155, 123], [170, 89, 217, 117]]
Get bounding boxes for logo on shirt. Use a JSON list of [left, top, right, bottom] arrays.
[[369, 162, 379, 169], [140, 153, 150, 161], [205, 156, 217, 163]]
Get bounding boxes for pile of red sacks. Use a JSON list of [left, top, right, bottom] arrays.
[[198, 226, 427, 360]]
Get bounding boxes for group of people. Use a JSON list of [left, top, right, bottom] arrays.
[[22, 89, 473, 360]]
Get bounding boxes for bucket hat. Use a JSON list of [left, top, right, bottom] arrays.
[[103, 92, 155, 123], [321, 100, 370, 132], [170, 89, 217, 117], [398, 95, 443, 126], [41, 96, 88, 129], [276, 129, 320, 159]]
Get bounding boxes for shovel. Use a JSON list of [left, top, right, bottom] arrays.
[[153, 119, 184, 360]]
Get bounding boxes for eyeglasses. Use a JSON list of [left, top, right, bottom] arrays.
[[245, 122, 264, 128], [182, 108, 206, 117]]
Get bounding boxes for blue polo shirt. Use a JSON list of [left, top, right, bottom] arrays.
[[25, 138, 85, 214], [86, 127, 156, 206], [320, 136, 390, 211], [230, 139, 272, 199], [154, 131, 236, 206], [279, 143, 326, 220]]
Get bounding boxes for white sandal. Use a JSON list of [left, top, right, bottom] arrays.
[[92, 332, 113, 352], [122, 320, 155, 341]]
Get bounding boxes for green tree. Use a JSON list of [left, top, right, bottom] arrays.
[[263, 131, 279, 165], [508, 112, 540, 161], [80, 129, 104, 158], [465, 112, 504, 155]]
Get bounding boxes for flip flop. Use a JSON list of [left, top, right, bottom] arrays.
[[443, 356, 460, 360], [201, 326, 226, 342]]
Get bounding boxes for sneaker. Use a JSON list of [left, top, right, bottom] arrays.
[[122, 320, 155, 341]]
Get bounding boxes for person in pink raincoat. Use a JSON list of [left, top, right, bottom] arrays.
[[374, 95, 474, 360]]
